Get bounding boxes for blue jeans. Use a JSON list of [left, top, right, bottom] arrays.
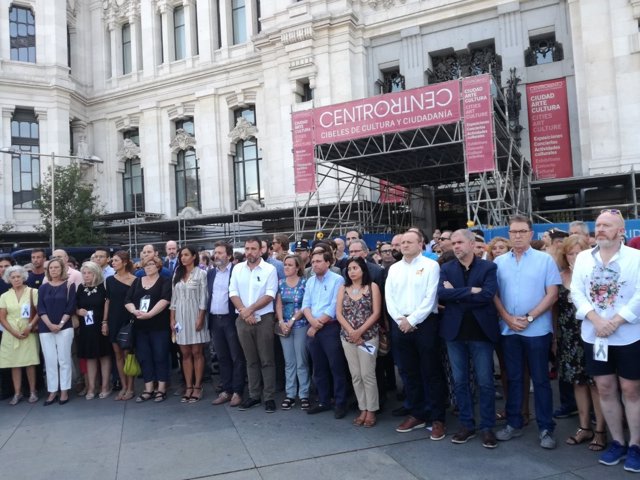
[[502, 333, 555, 432], [446, 340, 496, 431], [209, 314, 246, 395], [307, 321, 347, 406], [280, 324, 311, 398]]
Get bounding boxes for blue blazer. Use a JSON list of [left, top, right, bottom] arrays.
[[206, 264, 235, 327], [437, 257, 499, 343]]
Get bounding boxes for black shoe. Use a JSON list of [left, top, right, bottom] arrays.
[[334, 405, 347, 419], [392, 406, 410, 417], [265, 400, 276, 413], [307, 403, 332, 415], [238, 397, 261, 411], [58, 398, 69, 405], [43, 395, 58, 406]]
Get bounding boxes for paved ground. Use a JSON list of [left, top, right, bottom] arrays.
[[0, 378, 630, 480]]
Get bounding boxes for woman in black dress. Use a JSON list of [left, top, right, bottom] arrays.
[[105, 251, 138, 401], [125, 256, 172, 403], [76, 261, 111, 399]]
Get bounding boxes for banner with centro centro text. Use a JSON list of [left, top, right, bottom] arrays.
[[311, 80, 461, 144], [526, 78, 573, 179], [462, 75, 495, 173]]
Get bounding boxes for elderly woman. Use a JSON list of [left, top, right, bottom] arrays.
[[38, 257, 76, 405], [76, 261, 112, 400], [125, 256, 172, 403], [0, 265, 40, 405], [275, 254, 310, 410], [170, 246, 209, 403]]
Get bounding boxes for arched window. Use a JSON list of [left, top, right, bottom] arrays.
[[9, 5, 36, 63]]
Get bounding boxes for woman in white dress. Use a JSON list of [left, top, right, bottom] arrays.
[[170, 246, 209, 403]]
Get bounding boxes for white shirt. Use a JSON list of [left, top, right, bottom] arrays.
[[571, 244, 640, 345], [228, 258, 278, 316], [385, 254, 439, 327], [210, 264, 231, 315]]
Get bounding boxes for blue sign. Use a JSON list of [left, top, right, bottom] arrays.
[[482, 219, 640, 242]]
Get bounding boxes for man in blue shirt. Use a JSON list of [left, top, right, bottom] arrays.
[[302, 250, 346, 418], [494, 214, 561, 449]]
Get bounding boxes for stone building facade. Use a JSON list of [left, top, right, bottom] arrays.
[[0, 0, 638, 235]]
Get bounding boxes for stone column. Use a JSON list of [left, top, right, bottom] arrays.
[[196, 0, 213, 60], [399, 26, 422, 89], [129, 14, 140, 73], [158, 3, 174, 63], [245, 0, 256, 42], [183, 0, 196, 58], [108, 22, 119, 78], [218, 0, 230, 48]]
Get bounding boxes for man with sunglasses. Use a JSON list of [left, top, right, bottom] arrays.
[[571, 209, 640, 472], [494, 214, 561, 449]]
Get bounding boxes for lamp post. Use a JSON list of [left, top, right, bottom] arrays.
[[0, 147, 102, 250]]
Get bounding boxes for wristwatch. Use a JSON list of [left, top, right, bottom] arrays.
[[526, 313, 534, 323]]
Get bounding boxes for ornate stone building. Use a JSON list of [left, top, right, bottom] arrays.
[[0, 0, 638, 242]]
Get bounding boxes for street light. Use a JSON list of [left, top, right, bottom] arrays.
[[0, 147, 102, 251]]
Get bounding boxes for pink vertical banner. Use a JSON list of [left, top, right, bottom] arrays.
[[526, 78, 573, 179], [291, 110, 317, 194], [462, 75, 495, 173]]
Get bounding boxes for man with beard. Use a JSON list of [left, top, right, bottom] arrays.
[[571, 209, 640, 472], [208, 241, 245, 407], [438, 229, 499, 448], [229, 237, 278, 413], [26, 249, 46, 288]]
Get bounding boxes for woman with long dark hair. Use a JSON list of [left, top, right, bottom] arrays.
[[105, 250, 137, 400], [336, 256, 381, 427], [170, 246, 209, 403]]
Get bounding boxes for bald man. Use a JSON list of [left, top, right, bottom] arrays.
[[571, 209, 640, 470], [44, 249, 82, 287], [164, 240, 179, 273]]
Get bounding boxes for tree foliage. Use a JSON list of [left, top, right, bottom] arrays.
[[35, 163, 104, 246]]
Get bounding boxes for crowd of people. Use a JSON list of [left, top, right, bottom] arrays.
[[0, 209, 639, 473]]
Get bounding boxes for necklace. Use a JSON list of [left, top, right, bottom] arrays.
[[83, 285, 98, 296]]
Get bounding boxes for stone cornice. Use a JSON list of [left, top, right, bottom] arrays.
[[117, 138, 141, 160], [102, 0, 140, 28], [170, 129, 196, 153], [228, 117, 258, 143], [281, 26, 314, 45]]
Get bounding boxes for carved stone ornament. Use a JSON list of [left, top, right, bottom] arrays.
[[102, 0, 140, 27], [117, 138, 141, 160], [228, 117, 258, 143], [237, 199, 262, 213], [170, 129, 196, 153], [358, 0, 406, 9]]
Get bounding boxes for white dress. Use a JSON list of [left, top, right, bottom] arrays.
[[170, 268, 210, 345]]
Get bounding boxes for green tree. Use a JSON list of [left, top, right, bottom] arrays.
[[35, 163, 104, 246]]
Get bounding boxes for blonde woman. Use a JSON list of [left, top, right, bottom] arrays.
[[37, 257, 76, 405], [76, 261, 112, 399], [0, 265, 40, 405]]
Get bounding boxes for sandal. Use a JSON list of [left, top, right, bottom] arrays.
[[122, 390, 135, 401], [9, 394, 23, 406], [566, 427, 594, 445], [300, 398, 310, 410], [589, 430, 607, 451], [114, 391, 126, 401], [28, 392, 38, 404], [353, 413, 366, 426], [154, 391, 167, 403], [364, 414, 377, 428], [181, 387, 193, 403], [136, 391, 155, 403], [281, 397, 296, 410], [189, 386, 203, 403]]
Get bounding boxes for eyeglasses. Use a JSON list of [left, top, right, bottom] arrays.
[[601, 208, 624, 218], [508, 229, 530, 236], [439, 237, 451, 241], [380, 249, 392, 254]]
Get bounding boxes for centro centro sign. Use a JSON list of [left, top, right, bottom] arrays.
[[318, 88, 455, 128]]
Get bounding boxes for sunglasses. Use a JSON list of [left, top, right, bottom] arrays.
[[601, 208, 624, 218]]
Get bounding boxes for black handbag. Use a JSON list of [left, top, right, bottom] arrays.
[[117, 319, 135, 350]]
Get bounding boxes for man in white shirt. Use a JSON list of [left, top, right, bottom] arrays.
[[571, 209, 640, 471], [229, 237, 279, 413], [386, 230, 447, 441]]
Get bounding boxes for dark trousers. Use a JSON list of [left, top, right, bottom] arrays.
[[209, 314, 246, 395], [307, 321, 347, 407], [392, 315, 447, 423], [136, 330, 170, 383]]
